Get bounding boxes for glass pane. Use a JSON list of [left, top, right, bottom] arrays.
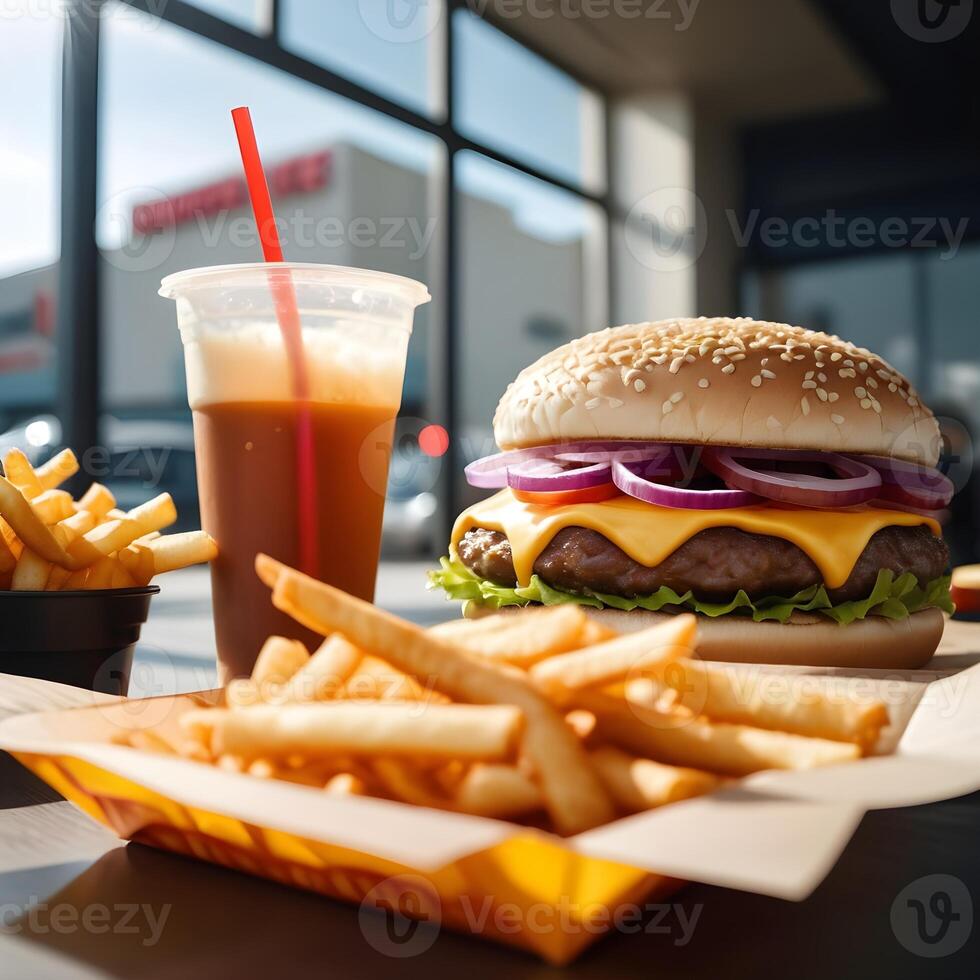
[[741, 255, 920, 383], [0, 9, 61, 431], [281, 0, 444, 118], [925, 245, 980, 564], [99, 3, 445, 553], [926, 245, 980, 406], [457, 152, 607, 496], [454, 9, 604, 193], [184, 0, 272, 33]]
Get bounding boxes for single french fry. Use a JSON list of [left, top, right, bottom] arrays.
[[341, 654, 438, 702], [371, 758, 451, 810], [182, 701, 525, 762], [77, 483, 116, 520], [660, 661, 889, 752], [0, 532, 15, 576], [454, 763, 544, 819], [61, 567, 90, 590], [120, 532, 217, 585], [250, 635, 310, 694], [60, 509, 97, 537], [126, 730, 179, 756], [36, 448, 79, 489], [325, 773, 367, 796], [46, 566, 71, 590], [66, 518, 141, 567], [3, 448, 43, 499], [11, 548, 51, 591], [589, 746, 720, 813], [109, 562, 137, 589], [118, 543, 154, 586], [529, 615, 698, 702], [31, 489, 75, 525], [225, 679, 261, 709], [578, 689, 860, 777], [428, 605, 591, 668], [106, 508, 128, 521], [127, 493, 178, 535], [279, 633, 363, 703], [257, 554, 616, 835], [10, 522, 71, 590], [143, 531, 217, 575], [576, 617, 620, 647], [83, 556, 117, 590], [0, 476, 75, 566]]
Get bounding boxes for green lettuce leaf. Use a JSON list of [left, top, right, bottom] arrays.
[[428, 556, 953, 626]]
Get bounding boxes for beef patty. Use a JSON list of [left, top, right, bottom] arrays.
[[456, 524, 948, 604]]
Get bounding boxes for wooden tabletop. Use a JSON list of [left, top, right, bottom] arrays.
[[0, 605, 977, 977]]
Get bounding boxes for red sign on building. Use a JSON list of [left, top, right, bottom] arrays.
[[132, 150, 331, 234]]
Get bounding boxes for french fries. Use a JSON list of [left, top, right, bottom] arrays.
[[658, 660, 889, 751], [116, 556, 890, 838], [577, 689, 860, 777], [258, 554, 616, 835], [0, 446, 215, 590]]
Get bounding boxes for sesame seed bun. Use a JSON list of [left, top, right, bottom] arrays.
[[493, 317, 941, 465]]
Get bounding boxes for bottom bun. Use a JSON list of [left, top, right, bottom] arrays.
[[578, 607, 946, 670], [466, 604, 945, 669]]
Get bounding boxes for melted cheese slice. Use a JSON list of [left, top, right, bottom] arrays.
[[451, 490, 941, 589]]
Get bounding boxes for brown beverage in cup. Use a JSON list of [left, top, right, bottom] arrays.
[[160, 264, 430, 681]]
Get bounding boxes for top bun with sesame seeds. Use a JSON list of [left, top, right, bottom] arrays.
[[492, 317, 941, 465]]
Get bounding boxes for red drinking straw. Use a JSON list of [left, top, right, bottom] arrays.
[[231, 106, 319, 576]]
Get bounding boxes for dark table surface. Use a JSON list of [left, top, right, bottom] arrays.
[[1, 766, 976, 979]]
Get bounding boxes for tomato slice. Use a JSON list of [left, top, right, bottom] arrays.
[[951, 564, 980, 614], [512, 483, 620, 506]]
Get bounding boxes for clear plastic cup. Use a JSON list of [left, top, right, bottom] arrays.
[[160, 262, 430, 681]]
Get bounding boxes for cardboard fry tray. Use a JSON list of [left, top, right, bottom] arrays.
[[1, 661, 979, 964]]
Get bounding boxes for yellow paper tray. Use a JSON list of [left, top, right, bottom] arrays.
[[6, 684, 677, 967], [7, 664, 979, 963]]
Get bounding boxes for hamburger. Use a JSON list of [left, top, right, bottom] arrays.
[[431, 318, 954, 669]]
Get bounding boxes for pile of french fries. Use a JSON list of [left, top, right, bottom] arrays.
[[0, 447, 216, 591], [119, 555, 890, 837]]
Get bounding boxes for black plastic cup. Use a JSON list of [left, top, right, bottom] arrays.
[[0, 586, 160, 696]]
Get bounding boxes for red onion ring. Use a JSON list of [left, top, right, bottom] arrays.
[[612, 459, 759, 510], [868, 498, 947, 520], [850, 454, 953, 509], [506, 459, 612, 492], [702, 448, 881, 508], [465, 440, 676, 489]]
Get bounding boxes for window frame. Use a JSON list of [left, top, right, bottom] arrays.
[[62, 0, 614, 539]]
